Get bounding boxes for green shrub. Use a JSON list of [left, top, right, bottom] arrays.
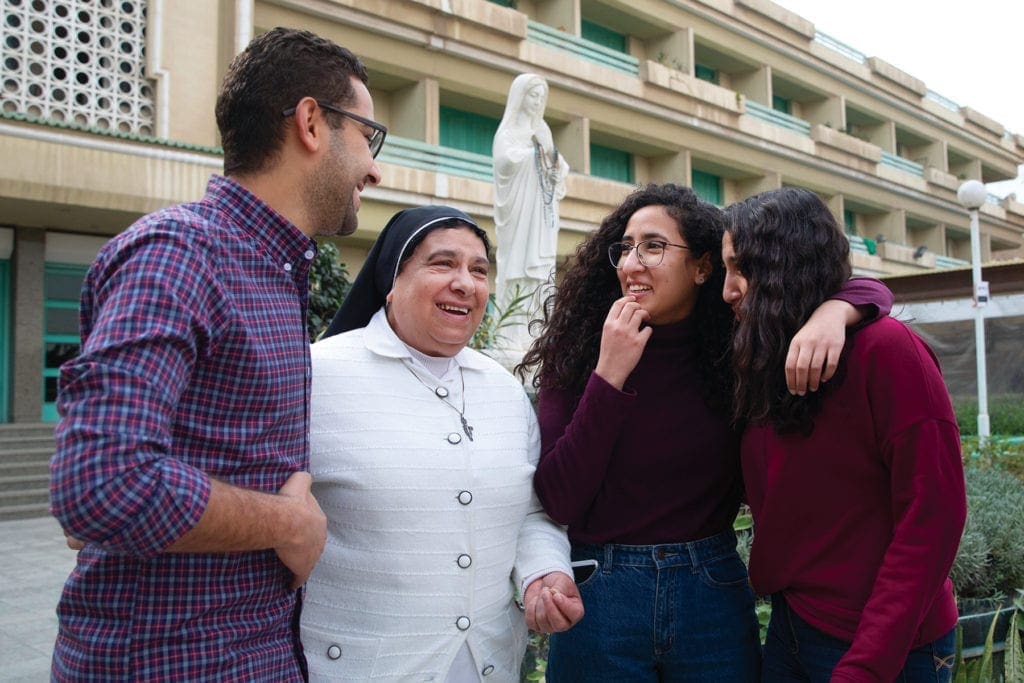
[[951, 468, 1024, 599], [953, 395, 1024, 436], [962, 435, 1024, 482], [307, 241, 351, 343]]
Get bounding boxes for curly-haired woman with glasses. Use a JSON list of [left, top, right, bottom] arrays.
[[517, 183, 892, 681]]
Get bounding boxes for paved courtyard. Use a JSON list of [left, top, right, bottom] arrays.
[[0, 516, 76, 682]]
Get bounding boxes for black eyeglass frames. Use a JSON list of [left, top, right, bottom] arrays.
[[282, 100, 387, 159]]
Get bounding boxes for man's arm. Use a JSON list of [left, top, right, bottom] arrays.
[[169, 474, 326, 589]]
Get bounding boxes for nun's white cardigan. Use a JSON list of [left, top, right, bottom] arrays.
[[301, 310, 571, 682]]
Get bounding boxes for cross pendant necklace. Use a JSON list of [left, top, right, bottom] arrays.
[[404, 362, 474, 441]]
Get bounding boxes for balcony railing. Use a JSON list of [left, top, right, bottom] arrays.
[[880, 151, 923, 176], [527, 20, 640, 75], [847, 234, 871, 255], [377, 136, 494, 182], [935, 255, 970, 269], [814, 32, 867, 65], [744, 101, 811, 136], [925, 90, 961, 113]]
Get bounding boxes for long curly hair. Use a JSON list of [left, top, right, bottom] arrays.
[[725, 187, 851, 434], [517, 183, 734, 414]]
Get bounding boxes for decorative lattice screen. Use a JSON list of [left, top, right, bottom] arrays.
[[1, 0, 153, 135]]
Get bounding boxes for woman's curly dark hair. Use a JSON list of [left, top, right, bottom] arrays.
[[516, 183, 734, 415], [725, 187, 851, 434]]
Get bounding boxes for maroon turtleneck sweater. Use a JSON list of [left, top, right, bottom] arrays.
[[535, 317, 740, 544]]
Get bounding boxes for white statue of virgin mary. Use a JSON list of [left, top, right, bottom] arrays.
[[492, 74, 569, 334]]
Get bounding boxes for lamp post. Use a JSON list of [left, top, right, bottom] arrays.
[[956, 179, 990, 445]]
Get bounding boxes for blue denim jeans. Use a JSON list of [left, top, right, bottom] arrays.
[[763, 593, 956, 682], [546, 530, 761, 682]]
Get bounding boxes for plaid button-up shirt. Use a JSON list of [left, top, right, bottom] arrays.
[[50, 175, 315, 681]]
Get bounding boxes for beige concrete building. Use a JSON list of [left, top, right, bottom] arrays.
[[2, 0, 1023, 424]]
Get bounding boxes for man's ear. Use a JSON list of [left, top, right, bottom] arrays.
[[287, 97, 327, 154]]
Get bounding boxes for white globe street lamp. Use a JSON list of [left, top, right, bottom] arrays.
[[956, 179, 990, 444]]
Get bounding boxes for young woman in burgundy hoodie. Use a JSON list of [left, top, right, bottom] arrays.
[[723, 187, 965, 682]]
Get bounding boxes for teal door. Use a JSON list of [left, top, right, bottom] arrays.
[[43, 264, 87, 422]]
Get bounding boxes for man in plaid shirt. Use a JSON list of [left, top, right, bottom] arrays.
[[48, 27, 384, 680]]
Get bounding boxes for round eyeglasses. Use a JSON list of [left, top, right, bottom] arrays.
[[608, 240, 691, 268]]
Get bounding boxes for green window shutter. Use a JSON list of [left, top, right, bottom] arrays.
[[487, 0, 515, 6], [843, 209, 856, 235], [694, 64, 719, 84], [0, 260, 8, 422], [590, 143, 633, 183], [439, 106, 500, 157], [692, 170, 722, 205], [772, 95, 791, 114], [581, 19, 627, 54], [42, 263, 87, 422]]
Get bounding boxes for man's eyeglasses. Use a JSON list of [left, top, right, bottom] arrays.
[[282, 100, 387, 159], [608, 240, 691, 268]]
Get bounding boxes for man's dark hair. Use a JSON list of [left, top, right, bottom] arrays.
[[216, 27, 369, 175]]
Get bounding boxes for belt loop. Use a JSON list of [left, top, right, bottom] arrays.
[[687, 539, 701, 568], [603, 544, 613, 572]]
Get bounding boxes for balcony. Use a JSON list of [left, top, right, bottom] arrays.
[[526, 21, 640, 76], [377, 136, 493, 183], [880, 151, 923, 177], [744, 101, 811, 136]]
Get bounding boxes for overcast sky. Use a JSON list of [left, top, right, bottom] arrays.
[[774, 0, 1024, 197]]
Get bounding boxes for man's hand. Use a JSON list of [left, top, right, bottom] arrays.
[[64, 529, 86, 551], [523, 571, 585, 633], [274, 472, 327, 590]]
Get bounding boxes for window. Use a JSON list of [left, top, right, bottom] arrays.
[[439, 106, 499, 157], [487, 0, 515, 6], [772, 95, 791, 114], [694, 64, 719, 84], [590, 143, 633, 183], [581, 19, 627, 54], [1, 0, 154, 135], [43, 264, 86, 422], [692, 170, 722, 205], [843, 209, 856, 235]]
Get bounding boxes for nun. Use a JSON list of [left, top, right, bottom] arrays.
[[300, 206, 582, 682]]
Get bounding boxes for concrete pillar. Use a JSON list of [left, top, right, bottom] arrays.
[[536, 0, 580, 34], [801, 95, 845, 131], [825, 194, 846, 229], [556, 115, 589, 176], [11, 228, 44, 423], [732, 65, 771, 106], [392, 78, 439, 144], [648, 28, 692, 73], [864, 208, 906, 245], [649, 150, 690, 185], [733, 172, 780, 203]]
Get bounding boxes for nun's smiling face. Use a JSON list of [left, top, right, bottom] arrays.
[[386, 227, 490, 357]]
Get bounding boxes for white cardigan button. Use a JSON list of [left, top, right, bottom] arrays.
[[435, 386, 449, 398], [447, 432, 462, 444], [481, 665, 495, 676], [457, 554, 472, 568], [457, 490, 473, 505], [326, 644, 342, 660], [456, 616, 471, 631]]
